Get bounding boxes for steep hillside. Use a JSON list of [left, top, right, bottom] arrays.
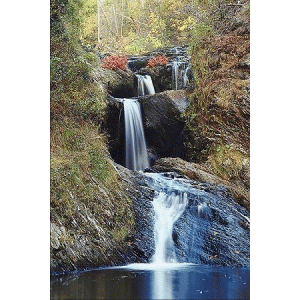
[[184, 0, 250, 208]]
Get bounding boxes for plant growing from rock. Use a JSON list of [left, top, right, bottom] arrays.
[[146, 55, 169, 68], [101, 55, 128, 71]]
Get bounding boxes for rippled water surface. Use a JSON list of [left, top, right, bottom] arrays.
[[51, 264, 250, 299]]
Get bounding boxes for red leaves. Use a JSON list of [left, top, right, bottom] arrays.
[[101, 55, 128, 71], [147, 55, 169, 68]]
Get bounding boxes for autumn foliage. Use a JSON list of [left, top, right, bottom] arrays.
[[101, 55, 128, 70], [212, 35, 250, 58], [147, 55, 169, 68]]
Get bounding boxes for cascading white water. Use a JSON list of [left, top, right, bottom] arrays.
[[145, 174, 189, 264], [172, 61, 190, 90], [123, 99, 149, 171], [137, 74, 155, 96], [182, 66, 190, 88], [172, 61, 180, 90], [152, 191, 188, 263]]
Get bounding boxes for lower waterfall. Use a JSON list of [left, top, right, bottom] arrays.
[[152, 183, 188, 264]]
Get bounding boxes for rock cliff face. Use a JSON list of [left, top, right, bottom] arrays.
[[153, 157, 249, 211], [51, 164, 155, 274]]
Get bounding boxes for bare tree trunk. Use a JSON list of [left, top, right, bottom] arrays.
[[121, 0, 125, 37], [113, 5, 118, 35], [97, 0, 102, 44], [99, 2, 114, 37]]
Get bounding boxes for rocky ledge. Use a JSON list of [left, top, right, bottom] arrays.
[[153, 157, 250, 211]]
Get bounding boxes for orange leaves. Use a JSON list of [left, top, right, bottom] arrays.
[[147, 55, 169, 68], [101, 55, 128, 71]]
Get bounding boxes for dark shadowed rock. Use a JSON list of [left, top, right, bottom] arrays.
[[138, 65, 173, 92], [93, 67, 136, 98], [139, 90, 188, 159], [104, 96, 125, 166]]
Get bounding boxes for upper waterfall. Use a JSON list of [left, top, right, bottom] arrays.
[[136, 74, 155, 96], [172, 60, 191, 90]]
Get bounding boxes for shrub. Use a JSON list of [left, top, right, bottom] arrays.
[[101, 55, 128, 70], [147, 55, 169, 68]]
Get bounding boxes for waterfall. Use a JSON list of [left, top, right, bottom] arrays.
[[172, 61, 191, 90], [137, 74, 155, 96], [172, 61, 180, 90], [152, 191, 188, 263], [182, 66, 190, 88], [146, 174, 188, 264], [123, 99, 149, 171]]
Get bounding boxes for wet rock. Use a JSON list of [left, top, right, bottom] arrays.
[[141, 172, 250, 267], [153, 157, 225, 185], [153, 157, 250, 211]]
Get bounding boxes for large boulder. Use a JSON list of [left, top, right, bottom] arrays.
[[92, 67, 136, 98], [139, 90, 188, 159]]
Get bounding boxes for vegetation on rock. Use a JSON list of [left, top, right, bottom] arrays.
[[101, 55, 128, 70], [184, 0, 250, 206], [146, 55, 169, 68]]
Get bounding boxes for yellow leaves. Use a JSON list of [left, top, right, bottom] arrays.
[[128, 0, 143, 19], [178, 16, 196, 32], [147, 34, 163, 48], [82, 15, 97, 39], [149, 12, 166, 34], [161, 0, 180, 12]]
